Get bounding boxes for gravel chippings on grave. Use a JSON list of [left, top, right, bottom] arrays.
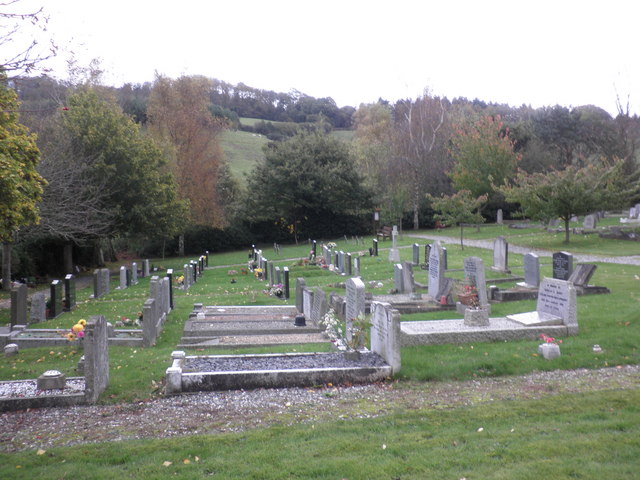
[[0, 364, 638, 452], [0, 379, 85, 398], [184, 352, 388, 372]]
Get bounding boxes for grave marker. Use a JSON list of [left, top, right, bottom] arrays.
[[428, 241, 444, 299], [29, 291, 46, 324], [496, 208, 503, 224], [463, 256, 488, 306], [394, 264, 404, 293], [370, 301, 401, 373], [131, 262, 138, 285], [491, 236, 510, 273], [373, 238, 379, 256], [311, 287, 328, 325], [552, 251, 573, 280], [583, 214, 596, 229], [84, 315, 109, 404], [283, 267, 290, 299], [354, 256, 361, 277], [10, 283, 27, 327], [166, 269, 174, 309], [412, 243, 420, 265], [302, 288, 314, 319], [119, 266, 127, 290], [295, 278, 306, 312], [64, 274, 76, 311], [402, 261, 415, 294], [345, 277, 365, 343], [388, 225, 400, 262], [49, 280, 63, 319], [522, 253, 540, 287], [568, 264, 597, 287]]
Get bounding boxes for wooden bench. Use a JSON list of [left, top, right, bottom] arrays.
[[377, 226, 393, 241]]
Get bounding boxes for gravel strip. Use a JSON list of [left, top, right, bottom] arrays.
[[0, 379, 85, 399], [0, 364, 637, 453]]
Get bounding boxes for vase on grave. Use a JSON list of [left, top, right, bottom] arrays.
[[538, 343, 561, 360], [464, 307, 489, 326]]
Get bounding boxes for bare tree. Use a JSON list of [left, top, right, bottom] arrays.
[[20, 122, 114, 272], [1, 1, 57, 76], [393, 91, 450, 229]]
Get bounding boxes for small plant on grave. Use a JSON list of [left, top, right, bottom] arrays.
[[456, 278, 480, 309], [320, 308, 342, 343], [539, 333, 562, 345]]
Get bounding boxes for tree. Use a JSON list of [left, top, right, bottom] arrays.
[[1, 1, 57, 77], [244, 132, 373, 241], [449, 115, 520, 212], [393, 92, 450, 229], [428, 190, 487, 249], [60, 88, 188, 241], [148, 75, 227, 227], [0, 70, 46, 289], [499, 160, 639, 243]]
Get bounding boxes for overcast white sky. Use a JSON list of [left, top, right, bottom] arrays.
[[7, 0, 640, 115]]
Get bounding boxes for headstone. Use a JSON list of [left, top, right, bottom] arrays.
[[496, 209, 503, 224], [205, 251, 209, 267], [345, 253, 352, 276], [295, 278, 306, 312], [49, 280, 63, 319], [302, 288, 314, 319], [323, 245, 330, 265], [462, 256, 488, 306], [393, 264, 404, 293], [568, 264, 597, 287], [354, 256, 361, 277], [268, 261, 275, 287], [443, 247, 448, 270], [29, 291, 46, 324], [629, 207, 637, 219], [126, 268, 132, 287], [548, 218, 560, 228], [373, 239, 379, 256], [310, 287, 328, 325], [311, 240, 317, 258], [552, 251, 573, 280], [491, 236, 510, 273], [161, 277, 171, 315], [100, 268, 110, 296], [275, 266, 281, 285], [345, 277, 365, 343], [428, 241, 444, 299], [166, 269, 174, 309], [339, 251, 345, 274], [142, 259, 150, 278], [424, 244, 431, 268], [10, 283, 27, 327], [119, 266, 127, 290], [522, 253, 540, 287], [283, 267, 290, 299], [507, 278, 578, 334], [64, 274, 76, 311], [402, 261, 415, 294], [388, 225, 400, 262], [83, 315, 110, 404], [131, 262, 138, 285], [412, 244, 420, 265], [370, 302, 401, 374], [142, 298, 158, 347], [92, 269, 101, 298], [583, 214, 596, 229], [182, 264, 190, 289]]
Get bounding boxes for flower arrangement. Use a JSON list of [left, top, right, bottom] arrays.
[[457, 279, 480, 308], [539, 334, 562, 345], [254, 268, 263, 279], [346, 312, 370, 351], [320, 309, 341, 342], [267, 284, 284, 298], [65, 318, 87, 341], [175, 275, 184, 286]]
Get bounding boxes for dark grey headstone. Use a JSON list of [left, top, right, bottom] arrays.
[[283, 267, 290, 299], [552, 251, 574, 280], [64, 274, 76, 311], [49, 280, 63, 319], [10, 283, 28, 327]]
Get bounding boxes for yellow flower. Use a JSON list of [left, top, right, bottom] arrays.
[[66, 332, 76, 341], [78, 319, 87, 326], [72, 323, 84, 333]]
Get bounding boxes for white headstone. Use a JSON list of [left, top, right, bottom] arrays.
[[388, 225, 401, 262], [496, 209, 503, 224], [428, 241, 444, 299], [345, 277, 365, 342], [370, 302, 401, 374], [522, 253, 540, 287], [393, 264, 404, 293], [119, 266, 127, 289]]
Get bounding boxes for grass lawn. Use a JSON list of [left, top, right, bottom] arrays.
[[1, 227, 639, 477]]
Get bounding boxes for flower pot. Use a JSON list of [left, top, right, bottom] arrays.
[[538, 343, 561, 360], [464, 307, 489, 326], [343, 350, 361, 361]]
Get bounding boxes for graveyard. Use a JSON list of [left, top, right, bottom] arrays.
[[0, 219, 639, 478]]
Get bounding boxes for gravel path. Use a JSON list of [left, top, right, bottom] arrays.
[[0, 364, 638, 452]]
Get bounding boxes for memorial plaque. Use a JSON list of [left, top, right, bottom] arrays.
[[552, 251, 573, 280]]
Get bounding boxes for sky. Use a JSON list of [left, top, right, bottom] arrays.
[[6, 0, 640, 115]]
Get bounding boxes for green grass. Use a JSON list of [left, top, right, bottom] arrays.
[[1, 388, 638, 479], [219, 129, 267, 182]]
